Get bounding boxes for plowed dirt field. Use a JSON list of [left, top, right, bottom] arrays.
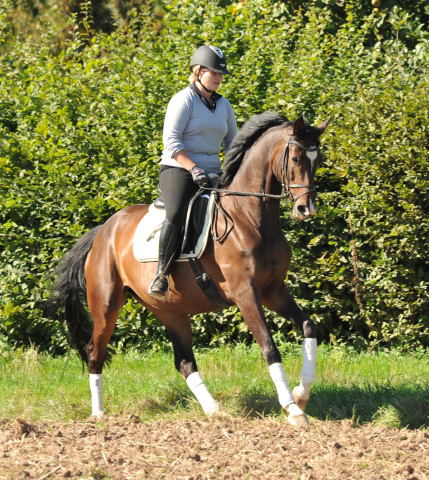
[[1, 416, 428, 479]]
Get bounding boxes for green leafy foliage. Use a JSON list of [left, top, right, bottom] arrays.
[[1, 0, 428, 353]]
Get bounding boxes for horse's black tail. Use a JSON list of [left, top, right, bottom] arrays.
[[51, 226, 102, 364]]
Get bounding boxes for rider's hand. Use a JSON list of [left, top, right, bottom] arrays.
[[190, 166, 210, 187]]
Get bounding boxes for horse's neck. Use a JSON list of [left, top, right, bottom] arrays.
[[223, 138, 283, 235], [232, 129, 284, 196]]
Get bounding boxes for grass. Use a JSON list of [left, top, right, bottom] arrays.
[[0, 344, 428, 429]]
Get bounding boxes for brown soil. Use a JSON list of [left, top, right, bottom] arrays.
[[1, 416, 428, 480]]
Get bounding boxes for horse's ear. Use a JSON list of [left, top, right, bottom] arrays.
[[293, 116, 305, 135], [315, 117, 331, 135]]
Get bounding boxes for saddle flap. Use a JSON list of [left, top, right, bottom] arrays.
[[182, 193, 210, 254]]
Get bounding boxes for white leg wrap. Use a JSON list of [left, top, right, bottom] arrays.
[[269, 362, 295, 408], [186, 372, 219, 415], [294, 338, 317, 400], [301, 338, 317, 383], [89, 373, 104, 417]]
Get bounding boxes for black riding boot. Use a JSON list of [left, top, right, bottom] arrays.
[[148, 220, 181, 297]]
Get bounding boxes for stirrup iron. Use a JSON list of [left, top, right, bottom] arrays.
[[148, 273, 169, 297]]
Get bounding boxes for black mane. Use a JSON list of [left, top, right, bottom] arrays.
[[219, 111, 289, 187]]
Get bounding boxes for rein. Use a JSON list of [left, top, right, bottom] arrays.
[[201, 186, 288, 200]]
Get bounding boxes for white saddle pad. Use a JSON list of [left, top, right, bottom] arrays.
[[133, 193, 215, 263]]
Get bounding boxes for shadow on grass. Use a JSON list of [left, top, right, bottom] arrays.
[[238, 393, 280, 418], [130, 384, 193, 416], [239, 385, 429, 429]]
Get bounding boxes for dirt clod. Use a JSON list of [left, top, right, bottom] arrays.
[[12, 418, 39, 438]]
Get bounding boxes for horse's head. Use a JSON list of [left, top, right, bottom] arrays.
[[275, 117, 330, 220]]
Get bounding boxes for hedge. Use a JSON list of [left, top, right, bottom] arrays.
[[0, 0, 428, 353]]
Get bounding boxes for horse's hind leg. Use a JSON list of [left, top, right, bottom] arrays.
[[86, 263, 125, 417], [159, 312, 219, 415], [263, 284, 317, 412]]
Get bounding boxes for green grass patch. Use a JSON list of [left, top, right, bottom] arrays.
[[0, 344, 428, 429]]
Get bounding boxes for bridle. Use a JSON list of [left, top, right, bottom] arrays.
[[277, 136, 319, 202], [202, 135, 320, 203]]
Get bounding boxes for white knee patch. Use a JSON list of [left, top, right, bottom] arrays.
[[269, 362, 295, 408], [89, 373, 104, 417], [186, 372, 219, 415]]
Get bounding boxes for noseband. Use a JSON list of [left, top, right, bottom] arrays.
[[278, 137, 319, 203]]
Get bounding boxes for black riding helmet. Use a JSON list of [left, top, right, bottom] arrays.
[[190, 45, 230, 75]]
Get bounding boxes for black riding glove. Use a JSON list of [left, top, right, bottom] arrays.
[[190, 166, 210, 187]]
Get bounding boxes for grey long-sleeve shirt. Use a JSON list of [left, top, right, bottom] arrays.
[[160, 85, 237, 174]]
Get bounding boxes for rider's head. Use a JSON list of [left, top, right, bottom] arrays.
[[190, 45, 230, 75], [189, 46, 230, 92]]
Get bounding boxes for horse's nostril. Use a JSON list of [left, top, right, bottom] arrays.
[[295, 204, 315, 218]]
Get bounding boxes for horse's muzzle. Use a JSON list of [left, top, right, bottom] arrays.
[[292, 198, 316, 220]]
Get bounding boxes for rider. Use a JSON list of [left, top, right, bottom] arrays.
[[148, 45, 237, 297]]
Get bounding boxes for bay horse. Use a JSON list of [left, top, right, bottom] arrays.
[[52, 112, 329, 426]]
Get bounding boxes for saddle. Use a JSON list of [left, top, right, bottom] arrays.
[[132, 191, 216, 263]]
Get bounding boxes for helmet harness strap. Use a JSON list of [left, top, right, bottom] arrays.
[[197, 67, 215, 94]]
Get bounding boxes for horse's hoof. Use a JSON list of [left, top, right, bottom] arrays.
[[287, 413, 309, 427], [207, 410, 230, 420], [286, 402, 309, 427], [204, 402, 221, 417], [292, 387, 309, 411]]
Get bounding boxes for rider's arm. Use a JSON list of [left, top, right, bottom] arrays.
[[172, 150, 196, 171], [163, 90, 195, 169], [223, 100, 238, 152]]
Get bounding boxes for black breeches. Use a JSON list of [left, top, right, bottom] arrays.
[[159, 166, 199, 227]]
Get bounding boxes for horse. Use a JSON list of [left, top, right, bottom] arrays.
[[51, 112, 329, 426]]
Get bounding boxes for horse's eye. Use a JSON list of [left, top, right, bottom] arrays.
[[292, 156, 300, 163]]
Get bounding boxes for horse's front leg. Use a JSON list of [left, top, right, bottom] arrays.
[[236, 286, 308, 426], [263, 284, 317, 412]]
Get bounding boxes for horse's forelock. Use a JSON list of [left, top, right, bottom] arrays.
[[220, 111, 289, 187], [295, 122, 322, 144]]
